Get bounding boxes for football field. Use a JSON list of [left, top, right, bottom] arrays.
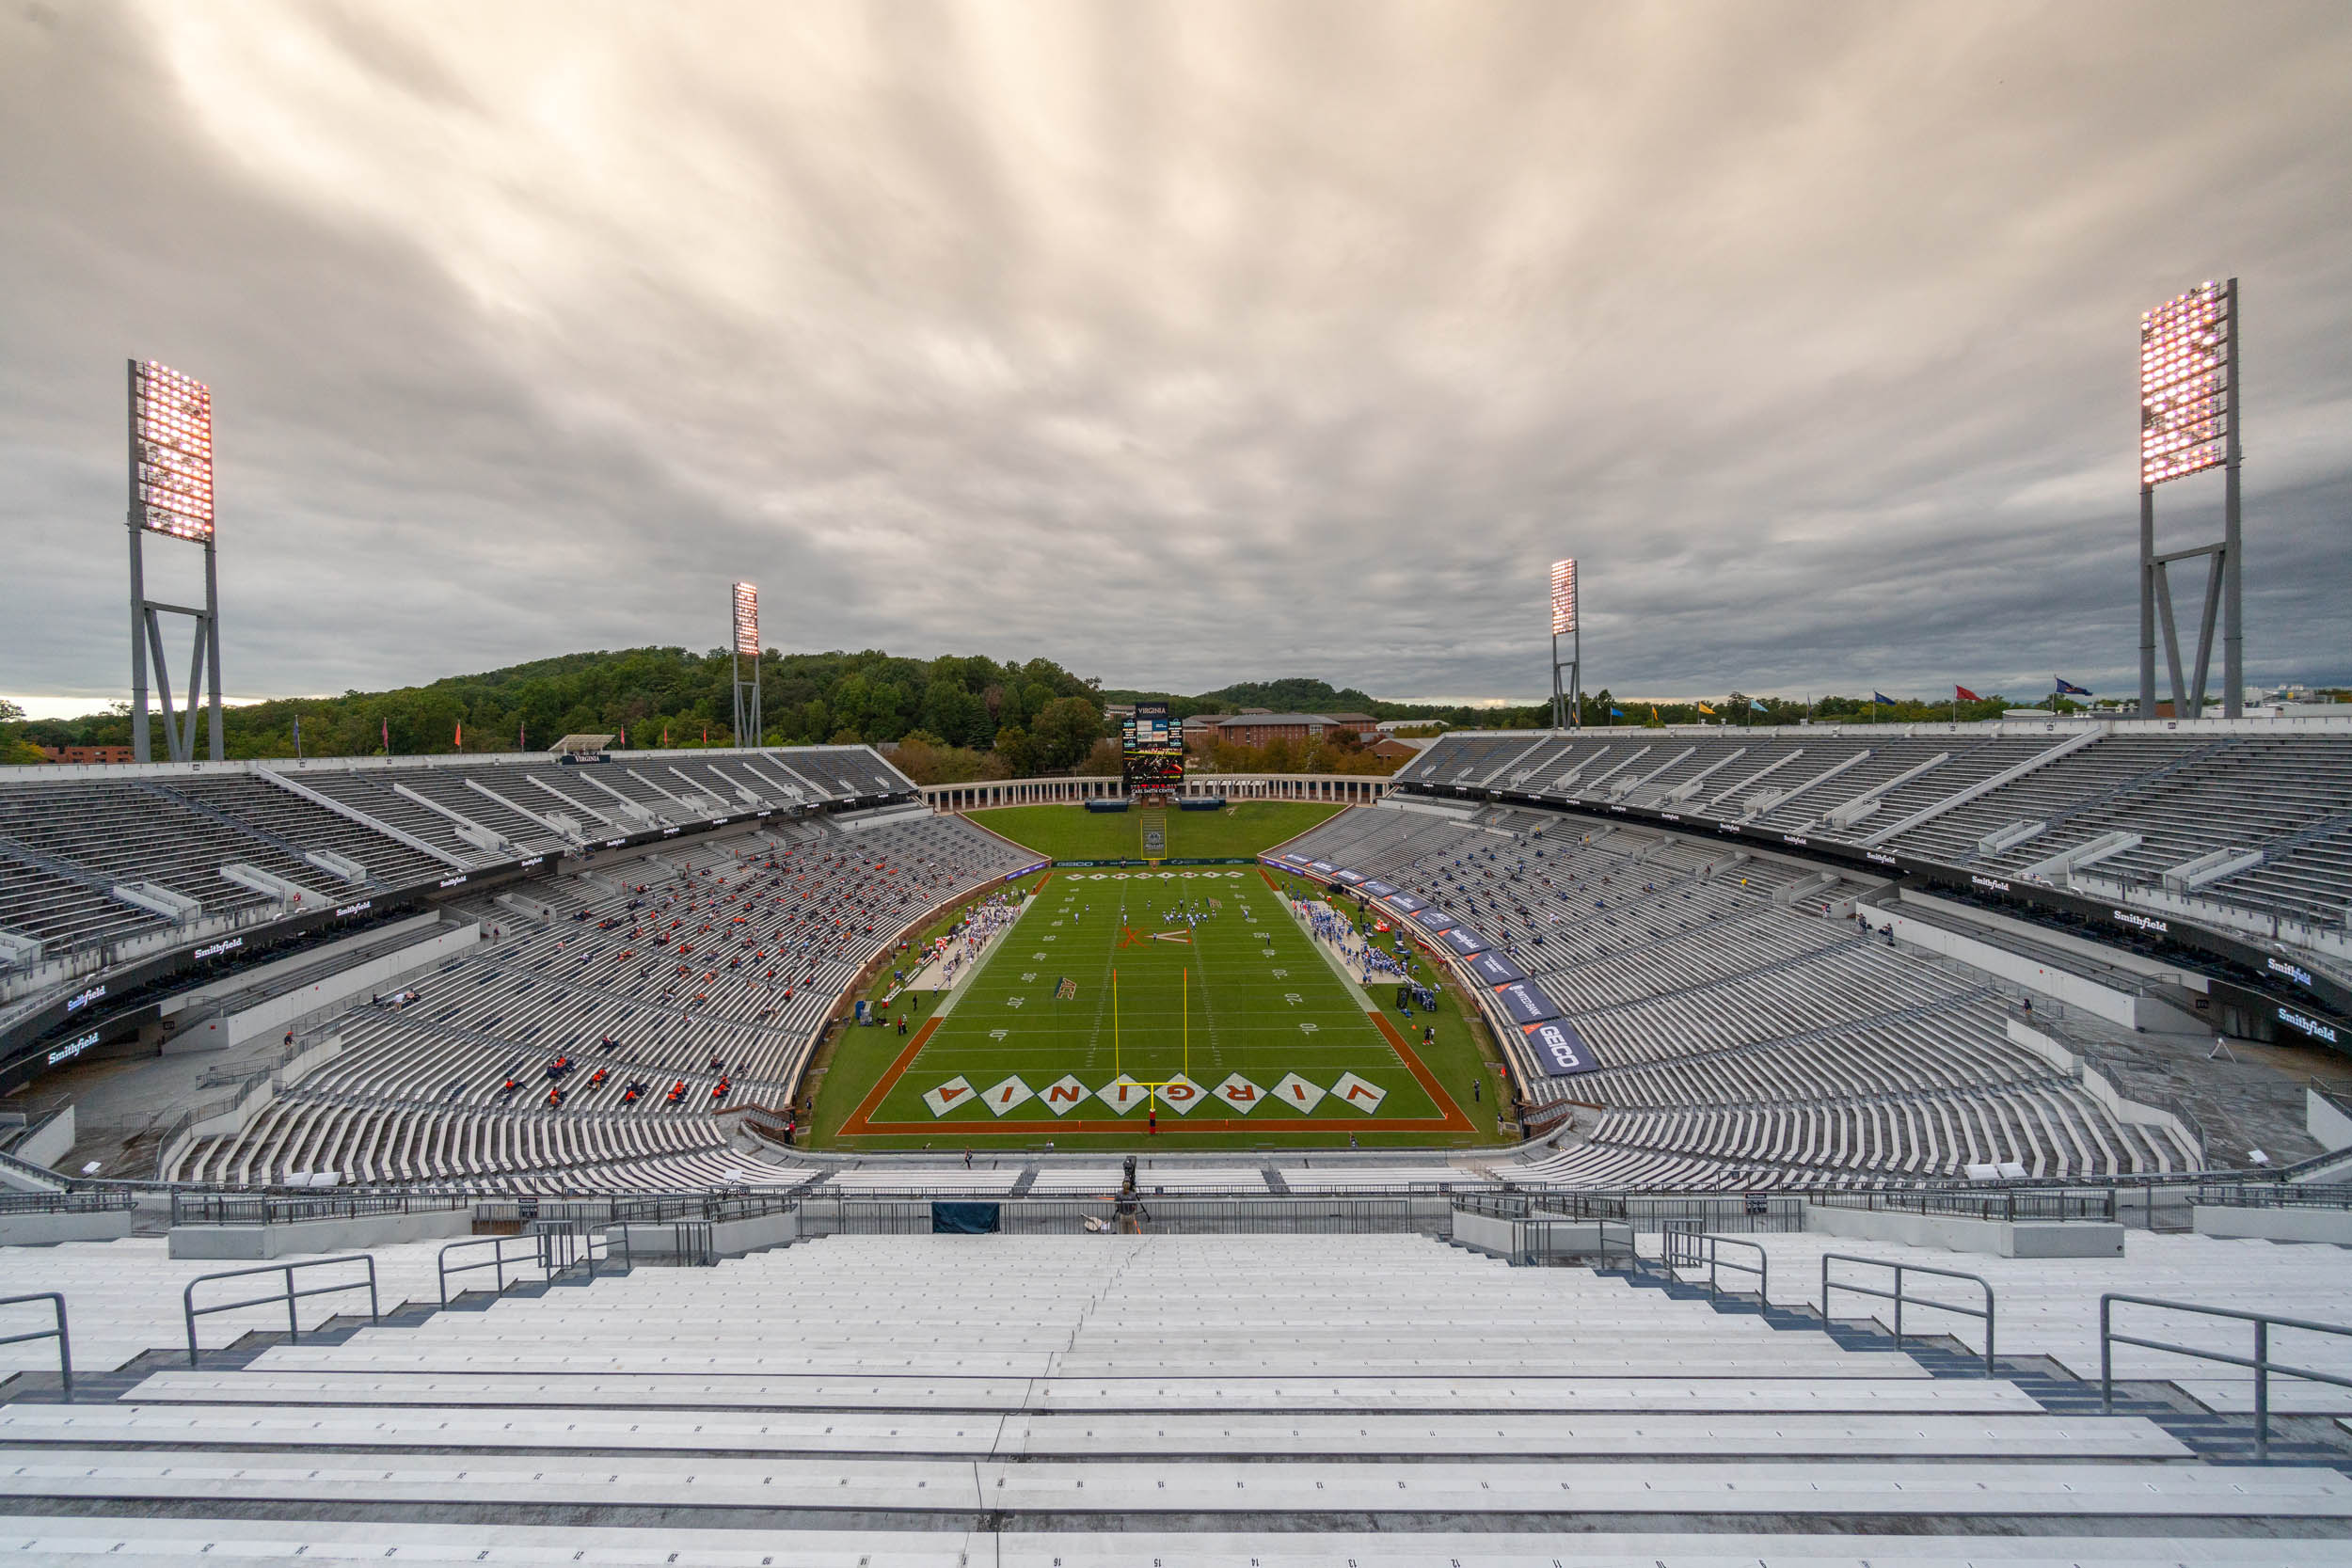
[[834, 866, 1480, 1147]]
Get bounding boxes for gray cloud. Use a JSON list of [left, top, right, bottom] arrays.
[[4, 0, 2349, 709]]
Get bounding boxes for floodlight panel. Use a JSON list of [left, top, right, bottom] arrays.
[[1549, 558, 1578, 635], [132, 360, 215, 542], [2139, 279, 2232, 486], [732, 581, 759, 656]]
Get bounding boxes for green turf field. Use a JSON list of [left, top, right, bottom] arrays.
[[819, 864, 1507, 1150], [967, 800, 1343, 863]]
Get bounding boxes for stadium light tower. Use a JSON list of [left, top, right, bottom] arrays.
[[126, 359, 224, 762], [2137, 278, 2242, 720], [730, 580, 761, 745], [1548, 558, 1581, 730]]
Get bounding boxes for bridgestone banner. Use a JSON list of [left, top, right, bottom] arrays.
[[1465, 950, 1527, 986], [1494, 979, 1563, 1025]]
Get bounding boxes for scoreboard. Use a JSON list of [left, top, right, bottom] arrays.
[[1123, 702, 1184, 792]]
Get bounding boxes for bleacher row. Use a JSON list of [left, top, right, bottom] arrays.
[[1280, 802, 2200, 1188], [0, 745, 906, 960], [1395, 724, 2352, 928], [5, 1231, 2351, 1559], [162, 812, 1034, 1187]]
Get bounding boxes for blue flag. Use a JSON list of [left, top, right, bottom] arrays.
[[2054, 676, 2093, 695], [1750, 699, 1767, 711], [1872, 691, 1896, 705], [1609, 705, 1624, 718]]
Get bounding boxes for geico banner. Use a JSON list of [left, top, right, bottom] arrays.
[[1494, 980, 1563, 1025], [1523, 1018, 1598, 1075], [1383, 892, 1427, 913], [1438, 926, 1488, 956], [1465, 949, 1528, 986]]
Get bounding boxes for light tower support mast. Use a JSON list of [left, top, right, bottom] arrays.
[[1548, 558, 1581, 730], [126, 359, 224, 763], [730, 581, 762, 746], [2137, 278, 2242, 721]]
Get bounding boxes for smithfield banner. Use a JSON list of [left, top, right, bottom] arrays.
[[1410, 909, 1456, 934], [1524, 1018, 1599, 1076], [1360, 880, 1399, 898], [1465, 949, 1527, 986], [1384, 892, 1427, 913], [1438, 927, 1488, 957], [1494, 979, 1563, 1025]]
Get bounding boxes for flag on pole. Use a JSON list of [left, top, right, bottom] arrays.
[[2054, 677, 2093, 695], [1750, 699, 1767, 711], [381, 718, 389, 752], [293, 714, 300, 748], [1697, 701, 1716, 716], [1609, 705, 1624, 718], [1871, 691, 1896, 705], [518, 721, 526, 749], [454, 722, 462, 750], [1956, 686, 1982, 703]]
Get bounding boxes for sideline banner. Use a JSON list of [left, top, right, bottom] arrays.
[[1524, 1018, 1598, 1075], [1465, 949, 1527, 986], [1439, 927, 1488, 956], [1495, 979, 1563, 1025]]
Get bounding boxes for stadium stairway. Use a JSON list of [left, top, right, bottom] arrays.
[[4, 1232, 2349, 1561]]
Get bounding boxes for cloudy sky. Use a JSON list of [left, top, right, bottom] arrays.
[[4, 0, 2348, 711]]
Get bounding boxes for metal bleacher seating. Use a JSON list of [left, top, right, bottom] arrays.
[[161, 809, 1031, 1189], [1395, 721, 2352, 934], [1281, 800, 2201, 1190], [4, 1230, 2347, 1559]]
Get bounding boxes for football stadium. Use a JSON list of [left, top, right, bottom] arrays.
[[8, 6, 2352, 1562]]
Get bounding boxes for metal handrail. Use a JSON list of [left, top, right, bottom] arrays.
[[438, 1223, 625, 1307], [0, 1292, 71, 1393], [1656, 1229, 1768, 1304], [183, 1254, 379, 1366], [2100, 1293, 2352, 1460], [1820, 1251, 1995, 1374]]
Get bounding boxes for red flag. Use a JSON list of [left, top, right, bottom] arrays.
[[381, 718, 389, 752], [1955, 686, 1981, 703], [454, 721, 463, 750], [662, 724, 669, 746]]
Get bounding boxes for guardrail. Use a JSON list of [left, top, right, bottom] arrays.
[[439, 1224, 626, 1307], [170, 1190, 477, 1227], [2101, 1294, 2352, 1460], [1657, 1227, 1769, 1304], [2190, 1181, 2352, 1212], [183, 1255, 379, 1366], [1821, 1252, 1995, 1374], [1811, 1187, 2118, 1223], [0, 1292, 71, 1392], [0, 1188, 134, 1217], [794, 1194, 1450, 1237]]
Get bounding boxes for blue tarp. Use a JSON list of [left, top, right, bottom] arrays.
[[931, 1201, 1002, 1234]]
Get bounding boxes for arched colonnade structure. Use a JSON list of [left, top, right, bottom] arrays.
[[918, 772, 1395, 812]]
